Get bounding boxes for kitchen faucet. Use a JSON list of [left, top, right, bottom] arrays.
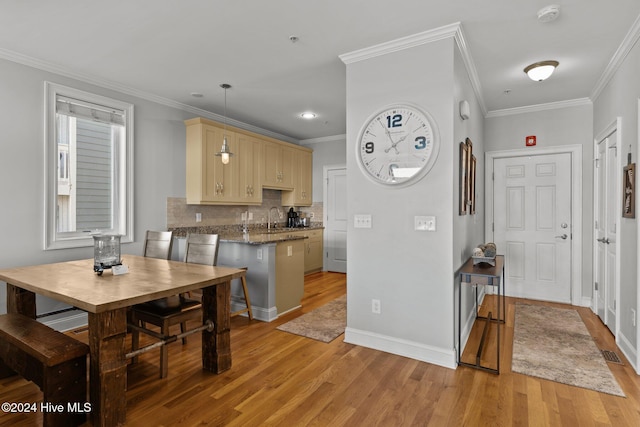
[[268, 207, 281, 231]]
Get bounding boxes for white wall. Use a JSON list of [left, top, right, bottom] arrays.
[[0, 58, 192, 320], [484, 103, 594, 303], [344, 38, 459, 367], [592, 36, 640, 367]]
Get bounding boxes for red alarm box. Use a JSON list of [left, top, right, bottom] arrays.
[[526, 135, 536, 146]]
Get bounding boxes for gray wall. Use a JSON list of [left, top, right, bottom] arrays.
[[592, 37, 640, 365], [484, 103, 594, 303], [301, 136, 347, 203], [344, 36, 483, 368], [0, 57, 191, 319]]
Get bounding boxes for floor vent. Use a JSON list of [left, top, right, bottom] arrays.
[[601, 349, 623, 364]]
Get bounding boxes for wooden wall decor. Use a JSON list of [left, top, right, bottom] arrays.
[[460, 138, 476, 215], [623, 162, 635, 218]]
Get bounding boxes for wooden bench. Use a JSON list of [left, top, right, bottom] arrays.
[[0, 313, 89, 427]]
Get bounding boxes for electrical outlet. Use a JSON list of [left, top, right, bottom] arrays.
[[372, 299, 381, 314], [257, 248, 263, 260], [287, 245, 292, 256], [195, 213, 202, 223]]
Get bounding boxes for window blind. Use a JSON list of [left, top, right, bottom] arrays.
[[56, 95, 125, 126]]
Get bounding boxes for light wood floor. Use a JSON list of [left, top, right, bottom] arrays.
[[1, 272, 639, 426]]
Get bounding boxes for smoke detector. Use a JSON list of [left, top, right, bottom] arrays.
[[537, 5, 560, 23]]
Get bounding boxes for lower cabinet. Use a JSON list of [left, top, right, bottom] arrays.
[[285, 229, 323, 274]]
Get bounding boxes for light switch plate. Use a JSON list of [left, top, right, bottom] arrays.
[[354, 214, 372, 228], [415, 216, 436, 231]]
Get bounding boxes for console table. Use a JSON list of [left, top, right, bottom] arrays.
[[457, 255, 505, 374]]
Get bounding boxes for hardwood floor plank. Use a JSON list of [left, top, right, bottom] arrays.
[[1, 272, 639, 426]]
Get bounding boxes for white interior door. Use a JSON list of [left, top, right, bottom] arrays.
[[594, 131, 618, 334], [493, 153, 572, 303], [325, 167, 347, 273]]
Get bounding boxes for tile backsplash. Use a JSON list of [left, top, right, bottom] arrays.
[[167, 190, 323, 229]]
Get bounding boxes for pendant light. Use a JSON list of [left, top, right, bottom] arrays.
[[215, 83, 234, 164]]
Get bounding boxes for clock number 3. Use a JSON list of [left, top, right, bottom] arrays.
[[414, 136, 427, 150], [386, 114, 402, 128]]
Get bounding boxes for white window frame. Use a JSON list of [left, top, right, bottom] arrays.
[[44, 82, 134, 250]]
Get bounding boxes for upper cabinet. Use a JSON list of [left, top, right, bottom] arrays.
[[185, 117, 312, 206], [282, 148, 312, 206], [262, 141, 294, 190]]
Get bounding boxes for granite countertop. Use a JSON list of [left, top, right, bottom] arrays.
[[169, 225, 324, 245]]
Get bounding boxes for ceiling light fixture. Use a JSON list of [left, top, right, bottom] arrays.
[[215, 83, 234, 165], [300, 112, 317, 119], [537, 5, 560, 23], [524, 60, 559, 81]]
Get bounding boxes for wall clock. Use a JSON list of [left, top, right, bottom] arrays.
[[356, 103, 439, 187]]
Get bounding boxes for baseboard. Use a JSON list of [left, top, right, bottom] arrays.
[[344, 327, 457, 369], [41, 311, 88, 332], [234, 303, 278, 322], [616, 331, 639, 374]]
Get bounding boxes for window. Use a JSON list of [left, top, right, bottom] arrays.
[[45, 82, 134, 249]]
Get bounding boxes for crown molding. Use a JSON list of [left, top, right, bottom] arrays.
[[339, 22, 461, 64], [453, 24, 488, 116], [299, 134, 346, 145], [485, 97, 592, 118], [0, 48, 299, 144], [590, 13, 640, 102]]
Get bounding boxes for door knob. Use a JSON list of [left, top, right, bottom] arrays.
[[555, 234, 568, 240]]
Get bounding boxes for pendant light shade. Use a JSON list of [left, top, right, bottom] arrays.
[[524, 60, 559, 81], [215, 83, 234, 164]]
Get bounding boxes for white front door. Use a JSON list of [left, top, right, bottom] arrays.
[[594, 130, 618, 333], [493, 153, 572, 302], [325, 167, 347, 273]]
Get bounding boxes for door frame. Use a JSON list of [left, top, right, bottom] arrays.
[[593, 117, 622, 336], [485, 145, 583, 306], [323, 164, 347, 273]]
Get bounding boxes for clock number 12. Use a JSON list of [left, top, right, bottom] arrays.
[[386, 114, 402, 128]]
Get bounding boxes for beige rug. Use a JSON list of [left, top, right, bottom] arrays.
[[512, 303, 625, 397], [277, 295, 346, 343]]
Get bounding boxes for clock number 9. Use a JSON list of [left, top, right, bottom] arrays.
[[414, 136, 427, 150], [364, 141, 375, 154], [386, 114, 402, 128]]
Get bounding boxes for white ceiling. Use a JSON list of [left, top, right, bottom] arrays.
[[1, 0, 639, 141]]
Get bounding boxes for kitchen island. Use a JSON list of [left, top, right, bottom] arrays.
[[171, 227, 319, 321]]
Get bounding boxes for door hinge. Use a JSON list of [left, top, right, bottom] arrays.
[[595, 282, 598, 291], [492, 223, 495, 232], [595, 220, 598, 229]]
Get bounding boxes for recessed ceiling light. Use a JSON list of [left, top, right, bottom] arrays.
[[300, 112, 317, 119], [190, 92, 204, 98]]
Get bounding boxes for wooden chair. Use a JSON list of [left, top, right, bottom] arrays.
[[130, 232, 218, 378]]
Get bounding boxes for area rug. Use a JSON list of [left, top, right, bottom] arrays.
[[277, 295, 346, 343], [512, 303, 625, 397]]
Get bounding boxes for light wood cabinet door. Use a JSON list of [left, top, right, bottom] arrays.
[[282, 149, 312, 206], [186, 122, 238, 204], [236, 134, 262, 204], [262, 141, 294, 189]]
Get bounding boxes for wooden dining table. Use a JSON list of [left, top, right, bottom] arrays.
[[0, 255, 245, 426]]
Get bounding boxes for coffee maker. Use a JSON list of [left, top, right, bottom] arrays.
[[287, 207, 299, 228]]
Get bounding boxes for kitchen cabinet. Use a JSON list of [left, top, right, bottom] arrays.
[[185, 117, 312, 205], [185, 120, 238, 204], [262, 141, 294, 189], [282, 148, 313, 206], [185, 118, 262, 205], [285, 228, 323, 274], [235, 133, 262, 204]]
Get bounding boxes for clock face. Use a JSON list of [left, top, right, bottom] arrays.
[[357, 104, 439, 186]]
